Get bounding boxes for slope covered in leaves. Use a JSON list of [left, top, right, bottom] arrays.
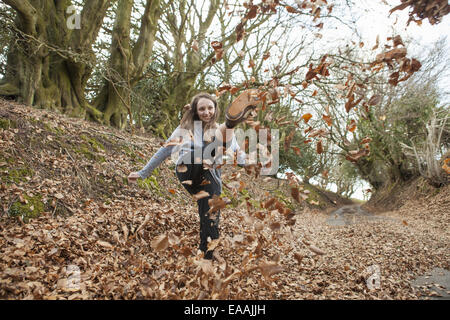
[[0, 99, 448, 300]]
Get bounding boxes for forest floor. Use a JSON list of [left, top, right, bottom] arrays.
[[0, 99, 449, 300]]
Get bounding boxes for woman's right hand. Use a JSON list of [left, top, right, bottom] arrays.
[[127, 172, 141, 184]]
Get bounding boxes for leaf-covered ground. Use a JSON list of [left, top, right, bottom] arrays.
[[0, 99, 448, 299]]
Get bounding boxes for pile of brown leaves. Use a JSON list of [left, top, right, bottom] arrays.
[[1, 100, 448, 300]]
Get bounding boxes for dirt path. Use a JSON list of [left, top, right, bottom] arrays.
[[326, 204, 395, 226], [326, 204, 450, 300]]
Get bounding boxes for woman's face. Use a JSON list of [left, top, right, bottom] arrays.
[[196, 97, 215, 123]]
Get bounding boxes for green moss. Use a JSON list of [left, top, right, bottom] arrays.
[[274, 190, 295, 210], [0, 157, 33, 184], [80, 134, 105, 152], [74, 143, 105, 163], [0, 117, 16, 130], [9, 194, 44, 223], [137, 175, 164, 197], [43, 122, 64, 136]]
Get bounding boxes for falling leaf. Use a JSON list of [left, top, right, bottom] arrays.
[[442, 158, 450, 174], [322, 114, 332, 126], [264, 198, 276, 209], [393, 35, 404, 47], [269, 222, 281, 231], [293, 253, 304, 264], [207, 238, 220, 251], [208, 195, 227, 213], [191, 39, 199, 52], [302, 113, 313, 123], [347, 120, 357, 132], [258, 262, 284, 279], [368, 95, 382, 106], [193, 190, 210, 201], [292, 146, 301, 156], [308, 245, 325, 255], [97, 240, 114, 249], [285, 6, 298, 13], [316, 140, 323, 154], [177, 165, 188, 173], [151, 234, 169, 252], [291, 187, 301, 203]]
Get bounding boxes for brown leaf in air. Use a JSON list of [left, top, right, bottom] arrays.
[[151, 234, 169, 252], [316, 140, 324, 154], [302, 113, 313, 123], [368, 95, 382, 106], [193, 190, 210, 201], [309, 245, 325, 255], [258, 262, 284, 280], [322, 114, 332, 126], [291, 187, 301, 203]]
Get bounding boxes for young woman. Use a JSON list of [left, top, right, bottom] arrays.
[[128, 90, 260, 260]]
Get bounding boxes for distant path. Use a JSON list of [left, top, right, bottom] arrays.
[[326, 204, 394, 226]]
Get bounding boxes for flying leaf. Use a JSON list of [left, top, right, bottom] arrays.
[[285, 6, 298, 13], [208, 195, 227, 213], [292, 146, 301, 156], [151, 234, 169, 252], [302, 113, 313, 123], [193, 190, 210, 201], [269, 222, 281, 231], [368, 95, 382, 106], [258, 262, 284, 280], [316, 140, 323, 154], [322, 114, 332, 126], [293, 253, 304, 264], [191, 39, 199, 52], [308, 245, 325, 255], [442, 158, 450, 174], [291, 187, 301, 203], [347, 119, 357, 132]]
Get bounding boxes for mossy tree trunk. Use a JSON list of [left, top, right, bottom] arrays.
[[93, 0, 161, 129], [1, 0, 160, 129], [0, 0, 109, 121]]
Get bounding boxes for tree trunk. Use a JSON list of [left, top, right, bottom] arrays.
[[93, 0, 161, 129], [0, 0, 110, 122]]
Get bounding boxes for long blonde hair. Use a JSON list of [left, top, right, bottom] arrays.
[[180, 92, 219, 133]]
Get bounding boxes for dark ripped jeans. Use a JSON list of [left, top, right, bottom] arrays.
[[175, 143, 221, 260]]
